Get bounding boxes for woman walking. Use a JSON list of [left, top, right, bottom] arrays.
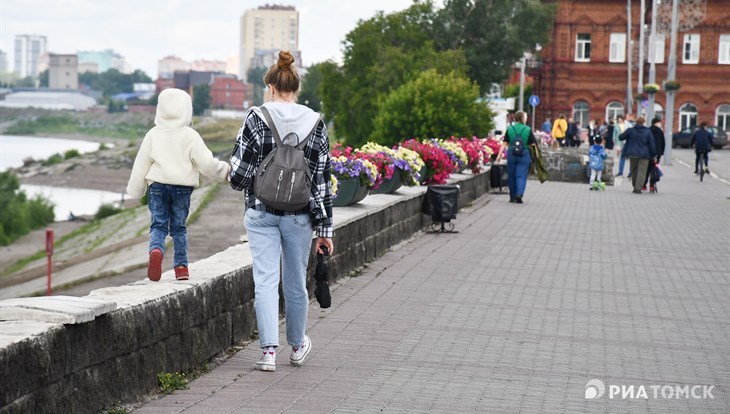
[[497, 111, 536, 204]]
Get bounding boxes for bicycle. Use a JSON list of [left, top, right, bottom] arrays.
[[695, 149, 708, 182]]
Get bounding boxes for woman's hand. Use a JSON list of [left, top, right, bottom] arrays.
[[316, 237, 333, 255]]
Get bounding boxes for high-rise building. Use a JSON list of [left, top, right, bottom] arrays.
[[0, 50, 7, 73], [14, 34, 47, 77], [48, 54, 78, 90], [77, 49, 128, 74], [157, 55, 190, 79], [239, 5, 299, 82]]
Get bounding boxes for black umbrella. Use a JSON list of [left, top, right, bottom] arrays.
[[314, 247, 331, 308]]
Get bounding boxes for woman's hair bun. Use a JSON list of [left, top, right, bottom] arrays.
[[277, 51, 295, 69]]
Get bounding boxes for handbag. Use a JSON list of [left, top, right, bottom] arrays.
[[314, 247, 331, 308]]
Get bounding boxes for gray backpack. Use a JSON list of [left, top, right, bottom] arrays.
[[254, 107, 317, 211]]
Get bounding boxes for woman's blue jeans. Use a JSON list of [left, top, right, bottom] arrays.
[[244, 208, 313, 349], [147, 182, 192, 268], [507, 150, 532, 198]]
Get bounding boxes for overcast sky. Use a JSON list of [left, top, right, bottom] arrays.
[[1, 0, 430, 77]]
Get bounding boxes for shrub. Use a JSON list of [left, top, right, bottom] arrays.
[[94, 203, 122, 220], [64, 149, 81, 159], [0, 171, 55, 245], [42, 153, 64, 166], [157, 372, 188, 394]]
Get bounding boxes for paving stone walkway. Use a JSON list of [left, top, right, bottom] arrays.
[[135, 160, 729, 413]]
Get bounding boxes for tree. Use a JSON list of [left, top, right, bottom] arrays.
[[371, 70, 493, 146], [433, 0, 556, 94], [78, 68, 153, 96], [299, 62, 327, 113], [321, 1, 468, 146], [247, 66, 267, 106], [39, 70, 49, 87], [192, 83, 211, 116]]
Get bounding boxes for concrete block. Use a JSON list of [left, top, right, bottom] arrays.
[[0, 320, 61, 349], [0, 295, 116, 324]]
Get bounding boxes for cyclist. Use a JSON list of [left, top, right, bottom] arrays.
[[690, 122, 714, 175]]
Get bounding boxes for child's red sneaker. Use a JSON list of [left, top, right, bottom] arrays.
[[175, 266, 189, 281], [148, 249, 163, 281]]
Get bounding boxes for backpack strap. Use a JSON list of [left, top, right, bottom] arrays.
[[260, 106, 283, 147], [295, 119, 320, 150]]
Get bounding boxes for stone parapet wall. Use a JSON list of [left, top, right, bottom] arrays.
[[0, 171, 489, 414]]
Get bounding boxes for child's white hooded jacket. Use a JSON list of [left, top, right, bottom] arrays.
[[126, 88, 229, 199]]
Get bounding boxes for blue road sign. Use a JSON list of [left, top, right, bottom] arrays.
[[529, 95, 540, 106]]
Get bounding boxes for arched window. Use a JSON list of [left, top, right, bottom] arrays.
[[573, 101, 590, 127], [653, 103, 664, 122], [606, 101, 624, 123], [679, 103, 698, 131], [716, 104, 730, 131]]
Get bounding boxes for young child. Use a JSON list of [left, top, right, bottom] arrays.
[[126, 88, 230, 281], [588, 136, 608, 190]]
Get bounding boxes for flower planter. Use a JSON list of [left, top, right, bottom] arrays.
[[332, 177, 369, 207], [372, 172, 402, 194]]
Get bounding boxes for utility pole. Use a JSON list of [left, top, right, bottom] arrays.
[[647, 0, 658, 122], [519, 56, 526, 112], [627, 0, 633, 115], [637, 0, 646, 118], [663, 0, 679, 166]]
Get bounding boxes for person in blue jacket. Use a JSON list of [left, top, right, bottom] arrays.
[[619, 116, 657, 194], [690, 122, 714, 174]]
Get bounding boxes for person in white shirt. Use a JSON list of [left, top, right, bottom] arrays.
[[126, 88, 230, 282]]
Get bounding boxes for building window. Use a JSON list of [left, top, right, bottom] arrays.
[[575, 33, 591, 62], [719, 34, 730, 64], [653, 103, 664, 121], [716, 104, 730, 131], [683, 34, 700, 64], [650, 34, 666, 64], [606, 101, 624, 123], [573, 101, 590, 127], [679, 103, 698, 130], [609, 33, 626, 63]]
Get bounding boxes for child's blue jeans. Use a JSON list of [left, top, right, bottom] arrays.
[[147, 182, 193, 268]]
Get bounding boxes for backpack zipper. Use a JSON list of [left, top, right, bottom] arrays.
[[275, 170, 283, 201], [288, 172, 296, 203]]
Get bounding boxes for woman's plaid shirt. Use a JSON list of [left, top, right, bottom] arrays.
[[229, 110, 333, 238]]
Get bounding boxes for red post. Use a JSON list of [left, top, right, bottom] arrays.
[[46, 228, 54, 296]]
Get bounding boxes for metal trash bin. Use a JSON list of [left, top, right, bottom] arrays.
[[422, 184, 460, 233]]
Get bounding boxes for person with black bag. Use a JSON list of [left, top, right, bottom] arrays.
[[497, 111, 536, 204], [229, 51, 334, 372]]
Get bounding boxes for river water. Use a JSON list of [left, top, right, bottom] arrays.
[[0, 135, 124, 221]]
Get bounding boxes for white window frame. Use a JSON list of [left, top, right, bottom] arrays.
[[719, 34, 730, 64], [575, 33, 591, 62], [609, 33, 627, 63], [606, 101, 624, 123], [653, 103, 664, 122], [649, 34, 666, 64], [679, 103, 698, 130], [683, 34, 700, 64], [716, 104, 730, 131], [573, 101, 590, 127]]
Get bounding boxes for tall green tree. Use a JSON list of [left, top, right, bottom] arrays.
[[433, 0, 556, 93], [39, 70, 49, 87], [247, 66, 267, 106], [299, 63, 326, 113], [371, 70, 493, 146], [321, 1, 468, 146], [192, 83, 211, 116], [78, 69, 153, 96]]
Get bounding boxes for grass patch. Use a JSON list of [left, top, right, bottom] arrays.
[[64, 149, 81, 159], [5, 114, 152, 140], [157, 363, 209, 394], [41, 153, 64, 166], [187, 182, 220, 225], [95, 203, 123, 220]]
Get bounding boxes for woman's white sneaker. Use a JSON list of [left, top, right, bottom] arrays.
[[290, 335, 311, 366], [254, 350, 276, 372]]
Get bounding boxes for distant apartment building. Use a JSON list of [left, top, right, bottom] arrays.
[[77, 49, 128, 74], [239, 5, 299, 82], [191, 59, 228, 73], [0, 50, 7, 72], [14, 34, 47, 77], [48, 54, 78, 90], [77, 62, 99, 74], [158, 55, 190, 79]]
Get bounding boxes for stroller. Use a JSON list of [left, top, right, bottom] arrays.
[[649, 160, 662, 193]]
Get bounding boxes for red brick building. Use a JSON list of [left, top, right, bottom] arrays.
[[531, 0, 730, 132], [209, 75, 251, 110]]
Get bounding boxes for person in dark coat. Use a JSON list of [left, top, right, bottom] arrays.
[[690, 122, 714, 174], [643, 117, 666, 189], [619, 116, 657, 193], [604, 120, 615, 150], [566, 117, 579, 147]]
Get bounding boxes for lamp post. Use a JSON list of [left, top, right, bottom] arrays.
[[647, 0, 659, 122], [637, 0, 646, 118], [663, 0, 679, 166], [626, 0, 633, 115]]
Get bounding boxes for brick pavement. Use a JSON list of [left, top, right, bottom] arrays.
[[135, 161, 729, 413]]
